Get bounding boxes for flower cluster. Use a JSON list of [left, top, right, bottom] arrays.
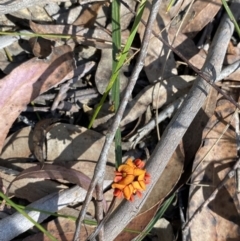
[[112, 158, 150, 202]]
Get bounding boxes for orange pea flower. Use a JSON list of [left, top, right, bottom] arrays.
[[112, 158, 150, 201]]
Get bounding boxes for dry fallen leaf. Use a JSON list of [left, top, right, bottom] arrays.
[[119, 0, 136, 30], [0, 123, 115, 203], [186, 99, 240, 240], [32, 118, 60, 165], [168, 28, 206, 69], [0, 171, 67, 202], [46, 123, 115, 171], [73, 3, 104, 27], [7, 164, 108, 211], [0, 123, 116, 178], [0, 45, 75, 153], [11, 5, 52, 22], [8, 164, 91, 194], [1, 126, 33, 160], [150, 218, 174, 241], [29, 37, 53, 58], [181, 0, 222, 38]]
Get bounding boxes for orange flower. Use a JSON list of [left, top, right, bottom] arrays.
[[112, 158, 150, 201]]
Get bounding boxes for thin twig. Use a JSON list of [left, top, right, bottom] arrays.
[[234, 108, 240, 192], [94, 183, 104, 241], [87, 197, 117, 240], [129, 96, 185, 148]]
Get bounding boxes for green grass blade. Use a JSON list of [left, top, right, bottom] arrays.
[[0, 192, 58, 241], [135, 193, 176, 241], [166, 0, 176, 12], [221, 0, 240, 38], [112, 0, 122, 167], [88, 0, 147, 129], [0, 31, 72, 39]]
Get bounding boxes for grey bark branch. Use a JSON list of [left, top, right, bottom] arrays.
[[102, 1, 240, 240], [0, 183, 110, 241]]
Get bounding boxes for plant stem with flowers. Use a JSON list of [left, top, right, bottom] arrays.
[[112, 159, 150, 202]]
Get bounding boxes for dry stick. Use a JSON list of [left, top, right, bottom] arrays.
[[234, 109, 240, 193], [182, 158, 240, 233], [87, 197, 117, 240], [94, 183, 104, 241], [73, 0, 164, 240], [0, 184, 109, 241], [102, 3, 240, 241]]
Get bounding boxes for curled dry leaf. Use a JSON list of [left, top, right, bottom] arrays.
[[6, 164, 107, 211], [29, 37, 53, 58], [0, 45, 75, 153], [32, 118, 60, 165], [186, 99, 240, 240]]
